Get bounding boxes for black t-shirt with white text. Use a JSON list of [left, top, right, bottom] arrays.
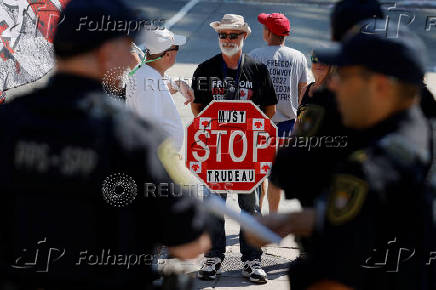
[[192, 53, 278, 107]]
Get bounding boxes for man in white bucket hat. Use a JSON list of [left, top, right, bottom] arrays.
[[192, 14, 277, 284], [126, 28, 194, 153]]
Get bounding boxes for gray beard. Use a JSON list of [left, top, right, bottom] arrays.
[[219, 40, 244, 56]]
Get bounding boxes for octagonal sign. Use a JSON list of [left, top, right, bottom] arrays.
[[186, 100, 278, 193]]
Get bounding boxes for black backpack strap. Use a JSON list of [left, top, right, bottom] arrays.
[[428, 120, 436, 228], [427, 120, 436, 192], [235, 53, 245, 100], [425, 119, 436, 290]]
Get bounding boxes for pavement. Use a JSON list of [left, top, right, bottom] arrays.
[[158, 194, 301, 290]]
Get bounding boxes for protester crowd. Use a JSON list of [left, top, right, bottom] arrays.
[[0, 0, 435, 289]]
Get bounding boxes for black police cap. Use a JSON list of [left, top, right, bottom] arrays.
[[54, 0, 140, 58], [331, 0, 384, 41], [315, 22, 427, 85]]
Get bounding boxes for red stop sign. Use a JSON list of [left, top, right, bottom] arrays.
[[186, 100, 278, 193]]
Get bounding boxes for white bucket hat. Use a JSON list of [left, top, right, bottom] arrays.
[[210, 14, 251, 35], [137, 28, 186, 55]]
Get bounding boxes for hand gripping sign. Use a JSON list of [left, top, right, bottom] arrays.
[[186, 100, 278, 193]]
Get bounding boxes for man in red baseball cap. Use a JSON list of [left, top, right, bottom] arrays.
[[250, 13, 308, 213], [257, 13, 291, 37]]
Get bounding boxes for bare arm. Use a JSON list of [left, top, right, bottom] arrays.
[[267, 181, 281, 213], [262, 104, 276, 119], [176, 80, 195, 105], [191, 103, 205, 117], [167, 80, 195, 105], [298, 82, 307, 105], [244, 209, 316, 247], [168, 233, 211, 260], [166, 80, 179, 95]]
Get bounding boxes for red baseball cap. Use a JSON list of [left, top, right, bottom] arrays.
[[257, 13, 290, 36]]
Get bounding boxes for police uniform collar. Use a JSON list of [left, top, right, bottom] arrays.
[[353, 106, 420, 146]]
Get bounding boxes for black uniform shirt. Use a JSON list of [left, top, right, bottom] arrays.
[[0, 73, 206, 290], [270, 87, 352, 207], [293, 105, 433, 290]]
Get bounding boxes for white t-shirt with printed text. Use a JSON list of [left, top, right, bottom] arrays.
[[250, 45, 308, 123], [126, 65, 184, 152]]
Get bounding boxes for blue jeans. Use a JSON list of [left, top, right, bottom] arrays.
[[277, 119, 295, 138], [204, 189, 262, 262]]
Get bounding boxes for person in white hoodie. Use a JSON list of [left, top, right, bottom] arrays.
[[126, 28, 194, 153]]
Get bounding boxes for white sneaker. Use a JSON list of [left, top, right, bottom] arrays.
[[198, 257, 222, 280], [242, 259, 267, 283]]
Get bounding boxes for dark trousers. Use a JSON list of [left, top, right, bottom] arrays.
[[204, 190, 262, 262]]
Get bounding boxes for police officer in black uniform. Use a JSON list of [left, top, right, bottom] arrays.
[[269, 0, 385, 209], [0, 0, 210, 289], [247, 25, 435, 290], [267, 1, 386, 277]]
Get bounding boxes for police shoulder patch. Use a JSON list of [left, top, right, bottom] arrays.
[[295, 104, 325, 137], [348, 150, 368, 163], [327, 174, 368, 225]]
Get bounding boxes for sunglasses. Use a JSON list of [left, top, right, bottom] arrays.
[[218, 32, 244, 40], [311, 55, 319, 63], [165, 45, 179, 53]]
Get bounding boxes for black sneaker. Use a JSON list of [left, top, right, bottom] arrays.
[[198, 257, 222, 280], [242, 259, 267, 284]]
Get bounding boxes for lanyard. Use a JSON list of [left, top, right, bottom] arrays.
[[129, 55, 162, 76], [221, 54, 243, 96]]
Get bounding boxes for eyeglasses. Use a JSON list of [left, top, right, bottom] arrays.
[[218, 32, 244, 40], [311, 55, 319, 63]]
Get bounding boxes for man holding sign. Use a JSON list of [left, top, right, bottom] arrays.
[[191, 14, 277, 284]]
